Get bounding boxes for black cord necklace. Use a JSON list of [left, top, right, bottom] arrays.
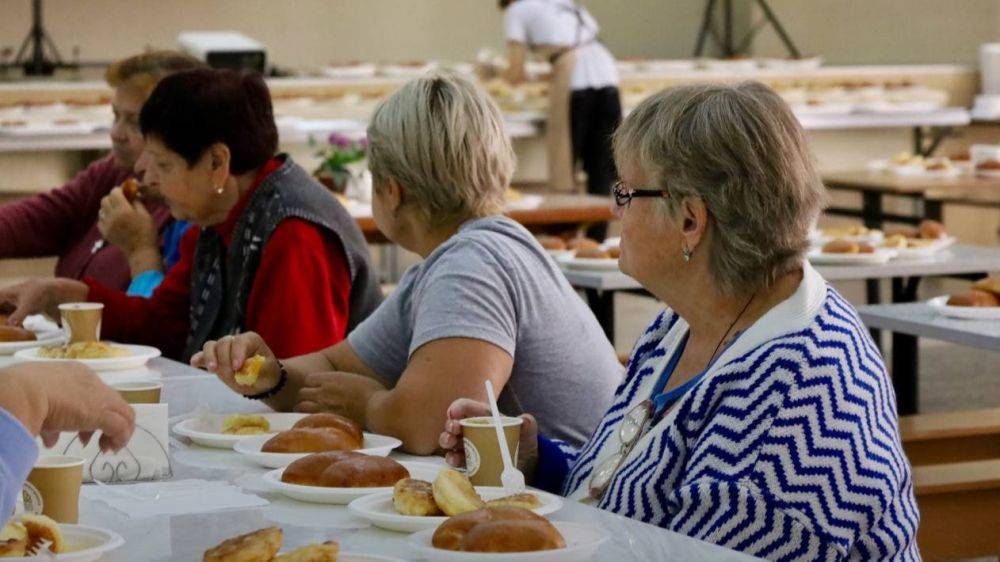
[[705, 289, 757, 369]]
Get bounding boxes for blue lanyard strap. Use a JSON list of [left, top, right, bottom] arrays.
[[648, 329, 743, 418]]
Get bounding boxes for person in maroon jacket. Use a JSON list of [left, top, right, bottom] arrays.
[[0, 51, 203, 292]]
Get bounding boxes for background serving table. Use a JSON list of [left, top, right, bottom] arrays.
[[858, 302, 1000, 352], [0, 357, 762, 561]]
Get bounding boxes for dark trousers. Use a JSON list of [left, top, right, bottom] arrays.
[[571, 86, 622, 241]]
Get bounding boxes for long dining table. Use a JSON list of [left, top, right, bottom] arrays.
[[0, 355, 762, 562]]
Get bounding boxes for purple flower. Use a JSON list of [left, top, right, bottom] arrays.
[[357, 137, 369, 150], [328, 132, 352, 148]]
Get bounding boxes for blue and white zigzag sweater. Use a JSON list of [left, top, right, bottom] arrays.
[[543, 265, 920, 561]]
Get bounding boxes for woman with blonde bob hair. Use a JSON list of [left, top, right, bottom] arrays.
[[441, 82, 920, 560], [194, 74, 622, 454]]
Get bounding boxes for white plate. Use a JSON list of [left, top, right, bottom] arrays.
[[975, 168, 1000, 178], [889, 237, 955, 260], [348, 487, 564, 533], [233, 432, 402, 468], [322, 63, 378, 79], [407, 521, 607, 562], [328, 554, 405, 562], [807, 248, 897, 265], [263, 461, 443, 504], [815, 231, 885, 246], [172, 412, 308, 449], [13, 344, 161, 371], [792, 103, 854, 115], [8, 524, 124, 561], [0, 330, 65, 355], [556, 255, 619, 271], [928, 295, 1000, 320]]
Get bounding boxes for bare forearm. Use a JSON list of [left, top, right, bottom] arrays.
[[367, 389, 442, 455], [0, 370, 46, 436], [262, 351, 339, 411]]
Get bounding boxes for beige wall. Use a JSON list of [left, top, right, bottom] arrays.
[[3, 1, 992, 71]]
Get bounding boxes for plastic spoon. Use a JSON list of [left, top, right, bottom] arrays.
[[484, 380, 525, 492]]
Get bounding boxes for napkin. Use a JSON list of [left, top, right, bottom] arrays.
[[40, 404, 171, 482], [81, 479, 268, 518]]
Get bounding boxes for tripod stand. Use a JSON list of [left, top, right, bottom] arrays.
[[12, 0, 77, 76], [693, 0, 802, 58]]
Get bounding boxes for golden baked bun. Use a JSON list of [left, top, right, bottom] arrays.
[[857, 243, 876, 254], [281, 451, 408, 488], [575, 247, 611, 259], [0, 325, 35, 343], [21, 514, 63, 554], [433, 468, 485, 516], [606, 246, 621, 259], [884, 227, 918, 239], [946, 290, 1000, 307], [262, 428, 361, 454], [881, 234, 908, 249], [567, 238, 600, 252], [293, 413, 363, 445], [432, 507, 564, 553], [273, 542, 339, 561], [222, 414, 270, 435], [234, 355, 266, 387], [485, 493, 543, 510], [393, 478, 443, 516], [121, 178, 141, 202], [203, 527, 282, 562], [821, 239, 858, 254], [971, 277, 1000, 297], [0, 521, 27, 557], [918, 219, 947, 240], [536, 235, 566, 251]]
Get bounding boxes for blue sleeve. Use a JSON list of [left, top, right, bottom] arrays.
[[125, 270, 165, 298], [0, 408, 39, 519], [534, 434, 577, 495], [161, 221, 190, 270]]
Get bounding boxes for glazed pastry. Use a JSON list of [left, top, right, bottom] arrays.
[[485, 493, 543, 510], [393, 478, 443, 516], [432, 468, 485, 516], [567, 238, 601, 252], [281, 451, 408, 488], [292, 413, 363, 445], [821, 239, 858, 254], [535, 235, 566, 251], [575, 247, 611, 259], [272, 542, 339, 561], [857, 243, 876, 254], [221, 414, 270, 435], [0, 325, 35, 343], [946, 290, 1000, 307], [432, 507, 564, 553], [918, 219, 947, 240], [971, 277, 1000, 297], [203, 527, 282, 562], [884, 226, 919, 239], [606, 246, 621, 259], [262, 428, 361, 454], [21, 514, 63, 554], [121, 178, 141, 202], [234, 355, 266, 387]]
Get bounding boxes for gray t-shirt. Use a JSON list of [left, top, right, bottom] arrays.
[[349, 215, 622, 447]]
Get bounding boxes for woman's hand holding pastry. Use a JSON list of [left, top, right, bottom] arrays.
[[191, 332, 280, 396]]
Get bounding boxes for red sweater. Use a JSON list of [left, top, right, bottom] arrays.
[[84, 159, 352, 359], [0, 155, 172, 291]]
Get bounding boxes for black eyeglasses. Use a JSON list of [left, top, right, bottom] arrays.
[[612, 180, 665, 207]]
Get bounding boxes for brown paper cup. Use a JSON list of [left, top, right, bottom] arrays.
[[112, 381, 162, 404], [460, 416, 522, 486], [25, 456, 84, 524], [59, 302, 103, 344]]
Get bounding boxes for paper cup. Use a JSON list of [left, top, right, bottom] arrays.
[[59, 302, 103, 344], [460, 416, 522, 486], [112, 381, 162, 404], [26, 456, 84, 523]]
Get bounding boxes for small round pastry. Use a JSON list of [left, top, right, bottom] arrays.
[[884, 227, 919, 239], [918, 219, 947, 240], [971, 277, 1000, 297], [262, 428, 361, 454], [121, 178, 141, 202], [485, 493, 543, 511], [535, 235, 566, 251], [393, 478, 443, 516], [567, 238, 600, 252], [21, 514, 63, 554], [432, 468, 485, 516], [821, 239, 858, 254], [575, 247, 611, 259], [946, 290, 1000, 307], [857, 243, 876, 254], [0, 325, 35, 342], [432, 507, 560, 552], [273, 541, 339, 562], [606, 246, 621, 259], [881, 234, 908, 249], [222, 414, 270, 435], [293, 413, 363, 445], [462, 519, 566, 553], [203, 527, 282, 562]]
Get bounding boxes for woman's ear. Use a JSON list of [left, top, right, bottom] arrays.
[[207, 142, 231, 187], [679, 196, 709, 252], [383, 176, 404, 213]]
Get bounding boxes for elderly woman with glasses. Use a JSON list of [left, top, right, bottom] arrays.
[[441, 82, 919, 560]]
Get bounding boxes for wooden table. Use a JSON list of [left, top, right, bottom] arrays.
[[355, 193, 613, 244]]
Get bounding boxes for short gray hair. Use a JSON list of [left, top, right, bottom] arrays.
[[367, 73, 515, 227], [614, 81, 824, 295]]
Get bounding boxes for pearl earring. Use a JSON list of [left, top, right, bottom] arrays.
[[215, 185, 224, 195], [682, 246, 692, 262]]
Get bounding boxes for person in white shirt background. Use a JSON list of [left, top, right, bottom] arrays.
[[499, 0, 622, 240]]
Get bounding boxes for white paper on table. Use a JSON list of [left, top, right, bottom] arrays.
[[40, 404, 171, 483], [81, 479, 269, 519]]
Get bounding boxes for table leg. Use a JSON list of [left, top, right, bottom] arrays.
[[890, 277, 922, 416], [861, 191, 883, 229], [925, 199, 943, 222], [586, 289, 616, 344], [866, 278, 882, 351]]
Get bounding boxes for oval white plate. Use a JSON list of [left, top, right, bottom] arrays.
[[407, 521, 607, 562], [889, 237, 955, 260], [0, 330, 64, 356], [815, 231, 885, 246], [928, 295, 1000, 320], [172, 412, 309, 449], [10, 524, 124, 561], [556, 255, 620, 271], [263, 461, 443, 504], [807, 248, 897, 265], [348, 487, 564, 533], [13, 344, 161, 371], [234, 432, 402, 468], [329, 554, 405, 562]]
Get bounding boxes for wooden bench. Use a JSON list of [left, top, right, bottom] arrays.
[[899, 408, 1000, 466], [913, 459, 1000, 560]]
